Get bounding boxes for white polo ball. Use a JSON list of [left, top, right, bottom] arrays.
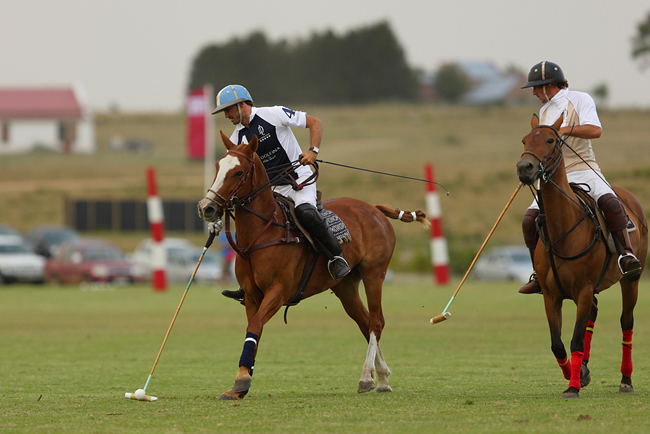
[[134, 389, 146, 400]]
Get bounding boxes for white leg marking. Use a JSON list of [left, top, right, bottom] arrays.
[[374, 343, 392, 392], [359, 331, 378, 389]]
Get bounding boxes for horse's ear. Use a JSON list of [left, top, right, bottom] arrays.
[[220, 130, 235, 150], [551, 114, 564, 131], [248, 134, 258, 154], [530, 113, 539, 129]]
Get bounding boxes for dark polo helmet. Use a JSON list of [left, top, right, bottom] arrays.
[[521, 61, 565, 89]]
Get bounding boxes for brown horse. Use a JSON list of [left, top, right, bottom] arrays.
[[516, 115, 648, 398], [197, 132, 429, 400]]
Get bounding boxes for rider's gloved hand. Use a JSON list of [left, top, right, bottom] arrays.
[[208, 219, 223, 235]]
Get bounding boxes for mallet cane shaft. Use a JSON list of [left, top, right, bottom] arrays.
[[430, 182, 523, 324], [140, 232, 216, 395]]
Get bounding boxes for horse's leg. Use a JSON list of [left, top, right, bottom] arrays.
[[580, 296, 598, 388], [374, 341, 392, 393], [543, 294, 570, 381], [219, 285, 285, 401], [330, 276, 377, 392], [619, 278, 639, 393], [562, 289, 594, 399]]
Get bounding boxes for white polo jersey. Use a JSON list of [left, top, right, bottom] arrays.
[[539, 88, 602, 173], [230, 106, 314, 186]]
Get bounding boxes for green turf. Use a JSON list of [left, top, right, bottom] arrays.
[[1, 278, 650, 433]]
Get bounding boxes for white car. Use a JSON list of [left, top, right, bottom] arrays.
[[472, 246, 534, 283], [130, 238, 223, 284], [0, 235, 46, 284]]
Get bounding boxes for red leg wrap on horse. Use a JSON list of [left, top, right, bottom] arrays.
[[556, 356, 571, 380], [569, 351, 584, 390], [583, 320, 595, 363], [621, 329, 633, 378]]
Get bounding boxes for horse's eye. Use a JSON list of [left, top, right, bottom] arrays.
[[547, 138, 555, 145], [234, 171, 244, 177]]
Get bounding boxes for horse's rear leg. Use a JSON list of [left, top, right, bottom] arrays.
[[619, 279, 639, 393]]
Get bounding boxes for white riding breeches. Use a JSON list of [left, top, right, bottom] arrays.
[[272, 182, 317, 207]]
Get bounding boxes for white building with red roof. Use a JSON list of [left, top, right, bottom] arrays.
[[0, 85, 95, 154]]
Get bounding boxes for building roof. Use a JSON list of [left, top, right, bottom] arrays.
[[0, 88, 83, 119]]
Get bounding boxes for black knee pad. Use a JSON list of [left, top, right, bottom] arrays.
[[295, 203, 322, 231]]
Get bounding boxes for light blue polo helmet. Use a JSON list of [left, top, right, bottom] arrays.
[[211, 84, 253, 114]]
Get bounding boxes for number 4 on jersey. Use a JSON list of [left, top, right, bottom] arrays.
[[282, 107, 296, 118]]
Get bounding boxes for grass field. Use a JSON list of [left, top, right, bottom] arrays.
[[2, 278, 650, 433], [1, 105, 649, 272]]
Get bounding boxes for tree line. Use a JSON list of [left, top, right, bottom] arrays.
[[187, 22, 419, 106]]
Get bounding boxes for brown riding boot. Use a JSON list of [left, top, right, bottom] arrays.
[[519, 209, 543, 294], [519, 273, 543, 294], [599, 194, 642, 282]]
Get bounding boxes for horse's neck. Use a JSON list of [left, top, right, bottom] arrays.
[[233, 162, 281, 244], [540, 167, 583, 233]]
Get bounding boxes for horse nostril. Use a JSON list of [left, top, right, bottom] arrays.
[[202, 203, 216, 220]]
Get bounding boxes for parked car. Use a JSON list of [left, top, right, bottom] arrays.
[[25, 225, 81, 258], [472, 246, 534, 283], [130, 238, 223, 283], [0, 224, 21, 236], [0, 235, 46, 284], [45, 239, 143, 284]]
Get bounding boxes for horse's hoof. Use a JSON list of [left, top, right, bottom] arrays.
[[358, 380, 375, 393], [619, 383, 635, 393], [232, 377, 252, 393], [562, 387, 579, 399], [219, 389, 245, 400], [580, 363, 591, 388], [376, 385, 392, 393]]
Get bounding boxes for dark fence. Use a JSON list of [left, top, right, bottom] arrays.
[[65, 199, 205, 232]]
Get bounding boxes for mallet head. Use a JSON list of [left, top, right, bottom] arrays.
[[125, 392, 158, 402], [430, 311, 452, 324]]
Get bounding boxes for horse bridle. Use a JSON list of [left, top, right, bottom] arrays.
[[521, 125, 564, 183], [204, 149, 256, 212]]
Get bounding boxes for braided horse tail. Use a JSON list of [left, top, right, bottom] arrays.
[[375, 205, 430, 229]]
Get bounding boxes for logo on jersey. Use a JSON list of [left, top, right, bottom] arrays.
[[282, 107, 296, 119], [258, 125, 265, 136]]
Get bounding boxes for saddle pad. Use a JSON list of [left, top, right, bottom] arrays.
[[321, 209, 352, 244], [275, 195, 351, 244]]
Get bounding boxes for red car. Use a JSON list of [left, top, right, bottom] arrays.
[[45, 239, 143, 284]]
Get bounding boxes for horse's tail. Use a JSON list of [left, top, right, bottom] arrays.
[[375, 205, 430, 228]]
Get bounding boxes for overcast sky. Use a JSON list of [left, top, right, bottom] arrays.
[[2, 0, 649, 111]]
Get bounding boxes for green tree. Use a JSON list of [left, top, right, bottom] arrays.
[[434, 64, 471, 103], [187, 22, 418, 105], [632, 11, 650, 69], [592, 83, 609, 106]]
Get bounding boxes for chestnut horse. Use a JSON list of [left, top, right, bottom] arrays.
[[516, 115, 647, 398], [198, 132, 428, 400]]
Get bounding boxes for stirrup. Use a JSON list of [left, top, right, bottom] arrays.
[[518, 272, 542, 294], [327, 256, 351, 280], [618, 253, 642, 281]]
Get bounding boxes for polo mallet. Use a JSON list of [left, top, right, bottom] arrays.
[[430, 182, 523, 324], [125, 232, 216, 402]]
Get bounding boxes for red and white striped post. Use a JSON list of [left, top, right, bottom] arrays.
[[146, 166, 167, 291], [425, 163, 450, 285]]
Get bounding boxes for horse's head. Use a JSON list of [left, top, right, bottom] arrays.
[[516, 114, 564, 185], [198, 131, 259, 222]]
